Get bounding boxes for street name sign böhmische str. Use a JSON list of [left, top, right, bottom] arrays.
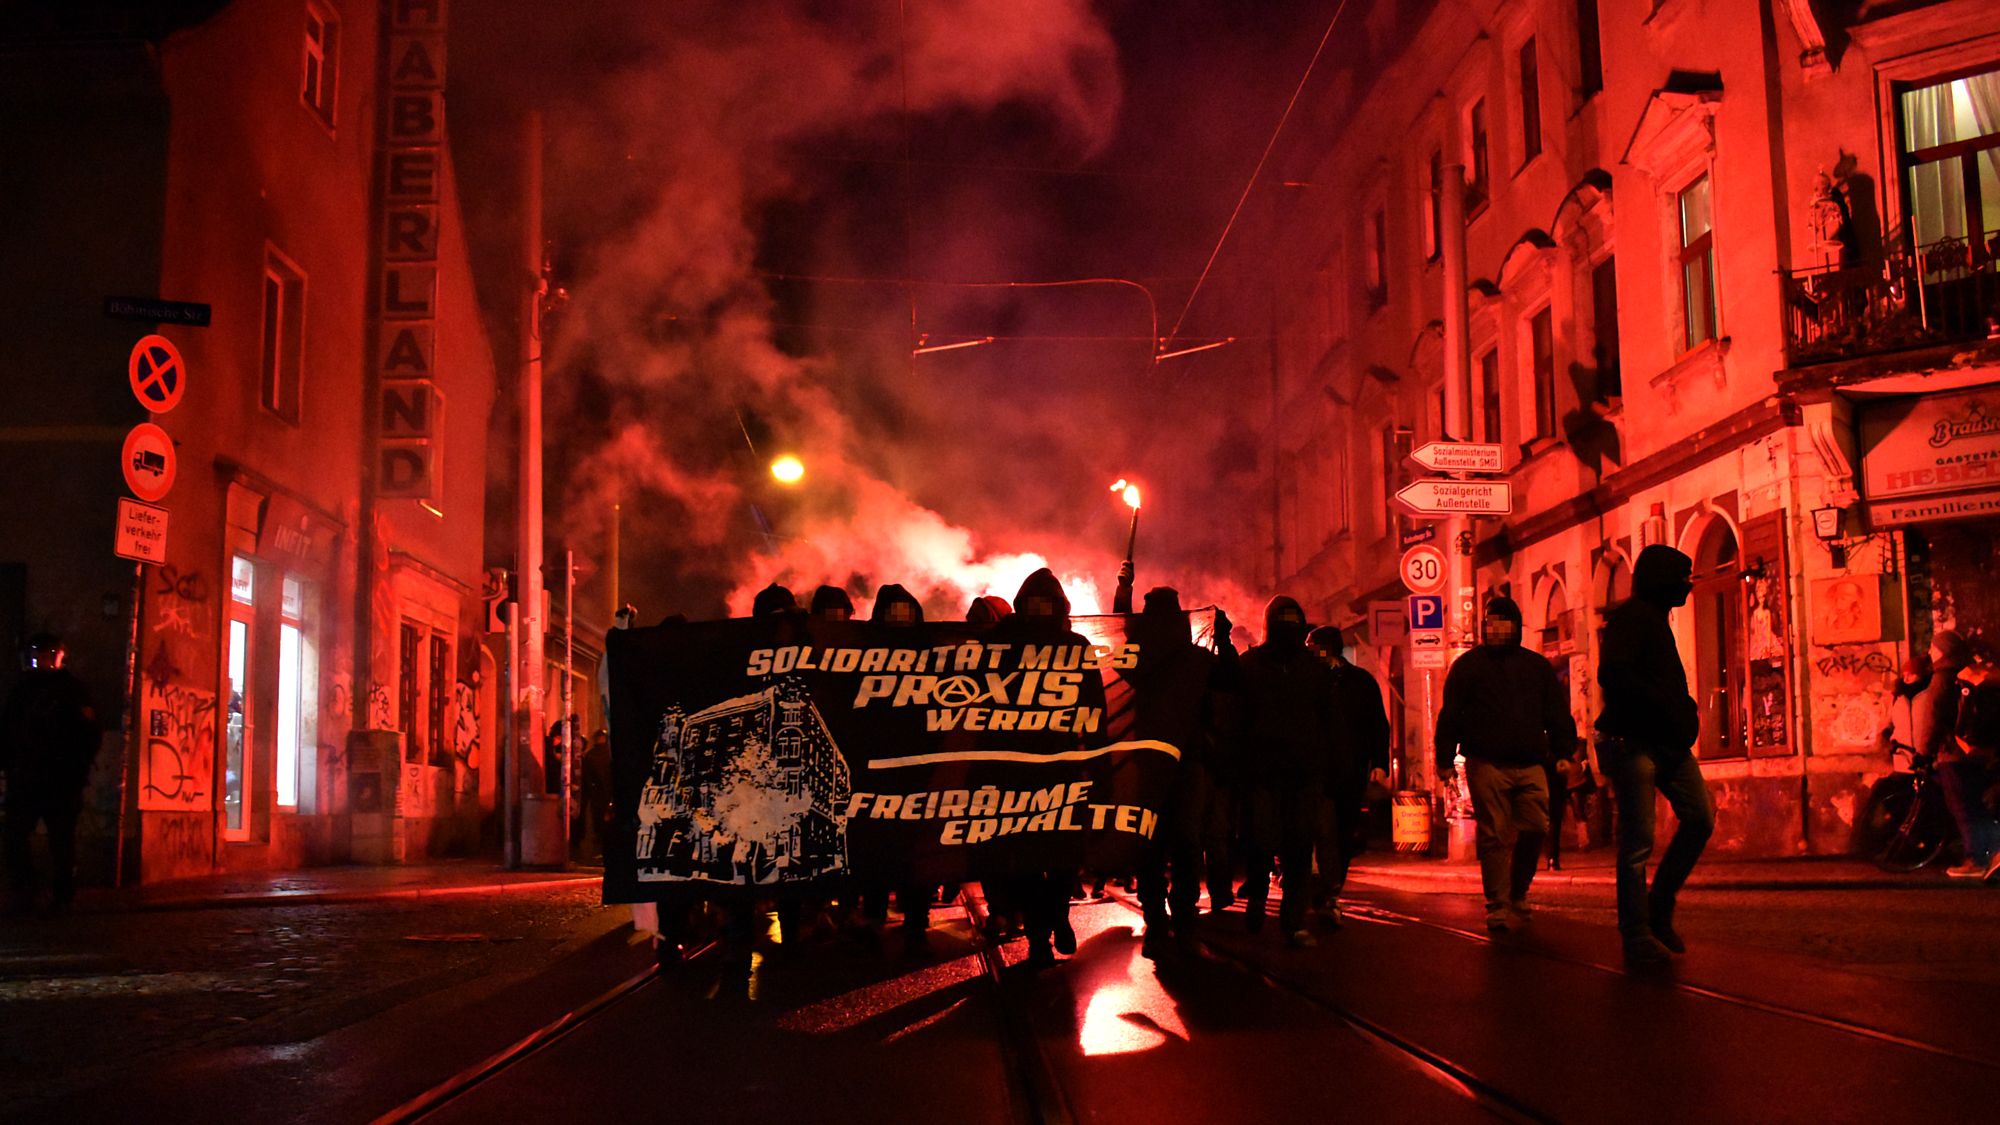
[[1394, 478, 1512, 516], [1410, 441, 1505, 474]]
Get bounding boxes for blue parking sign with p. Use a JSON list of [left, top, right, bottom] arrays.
[[1407, 595, 1444, 631]]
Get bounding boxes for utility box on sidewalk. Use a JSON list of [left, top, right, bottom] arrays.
[[519, 793, 566, 867], [347, 730, 403, 864]]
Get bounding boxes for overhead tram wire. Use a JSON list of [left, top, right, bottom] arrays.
[[1163, 0, 1352, 352]]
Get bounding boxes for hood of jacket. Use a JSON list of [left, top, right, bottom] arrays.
[[1631, 544, 1694, 608], [869, 583, 925, 625]]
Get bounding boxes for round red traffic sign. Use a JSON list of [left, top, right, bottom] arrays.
[[128, 335, 186, 414], [1400, 543, 1448, 595], [121, 422, 177, 502]]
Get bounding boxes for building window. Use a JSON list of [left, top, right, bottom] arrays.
[[399, 622, 423, 762], [1423, 149, 1443, 261], [260, 248, 306, 423], [1896, 66, 2000, 263], [1466, 99, 1490, 212], [1333, 441, 1351, 536], [302, 2, 339, 125], [1678, 173, 1719, 349], [1364, 207, 1389, 308], [428, 634, 451, 767], [1528, 306, 1557, 441], [1478, 347, 1502, 443], [1379, 422, 1399, 532], [1576, 0, 1603, 99], [1518, 37, 1543, 164], [1590, 256, 1621, 398], [223, 556, 256, 840], [276, 576, 315, 809]]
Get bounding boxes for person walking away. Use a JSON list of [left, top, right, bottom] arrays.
[[1238, 597, 1337, 947], [2, 634, 99, 915], [1434, 598, 1574, 933], [1129, 587, 1220, 959], [1597, 545, 1712, 963], [1942, 642, 2000, 882], [1306, 626, 1390, 927]]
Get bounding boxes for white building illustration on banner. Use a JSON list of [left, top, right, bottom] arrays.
[[635, 677, 851, 884]]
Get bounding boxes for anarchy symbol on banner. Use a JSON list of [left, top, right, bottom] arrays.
[[931, 676, 983, 708]]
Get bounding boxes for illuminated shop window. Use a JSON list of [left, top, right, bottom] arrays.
[[276, 576, 313, 808], [224, 556, 255, 840], [1678, 174, 1719, 350]]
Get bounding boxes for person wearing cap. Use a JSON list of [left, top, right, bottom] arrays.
[[1237, 595, 1338, 946], [2, 634, 99, 914], [1435, 596, 1574, 934], [1306, 625, 1391, 927], [1597, 544, 1712, 963]]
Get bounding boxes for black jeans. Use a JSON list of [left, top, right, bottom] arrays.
[[1606, 744, 1714, 939], [4, 784, 83, 909], [1137, 764, 1211, 938], [1241, 782, 1317, 932]]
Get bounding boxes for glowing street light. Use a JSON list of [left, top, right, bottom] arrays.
[[770, 454, 805, 485]]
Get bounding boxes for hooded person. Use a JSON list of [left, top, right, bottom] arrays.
[[810, 585, 856, 621], [1306, 625, 1391, 925], [752, 582, 799, 616], [849, 583, 930, 951], [987, 568, 1107, 967], [869, 583, 924, 628], [1235, 595, 1338, 946], [1596, 544, 1713, 963], [966, 594, 1012, 630], [2, 633, 98, 914], [1127, 587, 1221, 958], [1435, 597, 1575, 933]]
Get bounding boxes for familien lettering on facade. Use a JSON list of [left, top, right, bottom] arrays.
[[844, 782, 1160, 846]]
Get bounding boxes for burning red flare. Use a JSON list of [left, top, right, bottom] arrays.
[[1110, 478, 1141, 510]]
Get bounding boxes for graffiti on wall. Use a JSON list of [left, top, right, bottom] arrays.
[[1810, 644, 1896, 752], [150, 565, 211, 642], [451, 679, 479, 768], [367, 681, 393, 729], [140, 681, 216, 811]]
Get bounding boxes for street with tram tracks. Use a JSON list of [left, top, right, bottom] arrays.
[[35, 865, 1976, 1125]]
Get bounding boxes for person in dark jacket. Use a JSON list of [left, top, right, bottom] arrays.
[[2, 634, 99, 914], [1597, 544, 1712, 963], [861, 583, 932, 950], [1942, 643, 2000, 883], [1237, 596, 1337, 946], [989, 568, 1106, 967], [809, 584, 855, 621], [1130, 587, 1220, 958], [1307, 626, 1391, 927], [1435, 597, 1575, 932]]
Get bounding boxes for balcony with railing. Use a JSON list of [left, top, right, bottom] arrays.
[[1781, 232, 2000, 367]]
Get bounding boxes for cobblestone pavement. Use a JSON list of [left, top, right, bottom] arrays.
[[0, 883, 624, 1117]]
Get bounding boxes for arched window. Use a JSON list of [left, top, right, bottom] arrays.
[[1541, 582, 1573, 655], [1690, 518, 1746, 759]]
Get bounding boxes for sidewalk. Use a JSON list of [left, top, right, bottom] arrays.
[[71, 859, 601, 913], [1349, 848, 1982, 891]]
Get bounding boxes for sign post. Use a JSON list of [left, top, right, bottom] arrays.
[[1410, 441, 1505, 474], [1393, 479, 1512, 517]]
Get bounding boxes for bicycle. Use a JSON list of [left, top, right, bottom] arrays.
[[1858, 743, 1960, 872]]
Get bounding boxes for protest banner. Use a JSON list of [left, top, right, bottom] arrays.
[[602, 610, 1211, 903]]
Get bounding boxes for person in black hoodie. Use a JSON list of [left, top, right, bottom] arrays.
[[1129, 587, 1220, 959], [2, 634, 98, 914], [1237, 596, 1337, 946], [1307, 626, 1391, 927], [860, 583, 930, 952], [1435, 597, 1574, 932], [990, 568, 1106, 967], [1597, 544, 1712, 963]]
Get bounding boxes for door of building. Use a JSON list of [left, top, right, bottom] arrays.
[[1691, 521, 1746, 759]]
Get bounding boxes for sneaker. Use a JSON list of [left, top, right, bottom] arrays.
[[1650, 920, 1686, 954], [1623, 935, 1674, 965], [1053, 917, 1078, 955], [1945, 860, 1985, 879], [1509, 901, 1534, 924], [1317, 904, 1345, 930], [1485, 914, 1512, 934], [1025, 941, 1056, 969], [1286, 928, 1318, 948]]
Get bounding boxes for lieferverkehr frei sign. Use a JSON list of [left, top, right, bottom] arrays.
[[1394, 478, 1513, 516], [114, 497, 169, 563]]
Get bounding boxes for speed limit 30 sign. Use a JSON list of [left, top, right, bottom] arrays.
[[1400, 543, 1448, 595]]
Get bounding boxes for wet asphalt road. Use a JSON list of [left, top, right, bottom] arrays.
[[6, 875, 1999, 1122]]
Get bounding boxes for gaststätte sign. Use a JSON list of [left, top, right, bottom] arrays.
[[1410, 441, 1505, 473], [1394, 478, 1512, 516], [604, 612, 1204, 903], [1858, 385, 2000, 527]]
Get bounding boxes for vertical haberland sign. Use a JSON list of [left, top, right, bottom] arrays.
[[373, 0, 447, 504]]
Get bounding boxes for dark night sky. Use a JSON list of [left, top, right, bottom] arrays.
[[450, 0, 1338, 622]]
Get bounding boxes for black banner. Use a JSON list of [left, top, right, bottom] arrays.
[[603, 612, 1209, 903]]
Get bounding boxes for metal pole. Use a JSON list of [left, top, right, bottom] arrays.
[[1124, 507, 1139, 566], [115, 561, 142, 887], [1433, 162, 1476, 798], [608, 502, 620, 621], [563, 548, 575, 857], [502, 601, 519, 868], [518, 110, 548, 816]]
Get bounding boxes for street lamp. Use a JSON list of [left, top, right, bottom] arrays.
[[770, 454, 805, 485], [1813, 503, 1847, 567]]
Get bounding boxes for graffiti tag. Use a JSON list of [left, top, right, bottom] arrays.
[[140, 682, 216, 811]]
